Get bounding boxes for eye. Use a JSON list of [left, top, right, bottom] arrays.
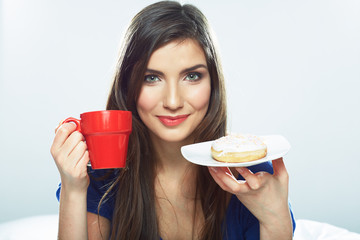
[[144, 75, 160, 83], [185, 72, 202, 81]]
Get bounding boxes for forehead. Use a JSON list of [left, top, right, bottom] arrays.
[[147, 39, 207, 71]]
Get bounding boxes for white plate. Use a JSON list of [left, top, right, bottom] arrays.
[[181, 135, 291, 167]]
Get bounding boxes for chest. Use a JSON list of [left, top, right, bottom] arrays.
[[155, 180, 204, 240], [156, 197, 204, 240]]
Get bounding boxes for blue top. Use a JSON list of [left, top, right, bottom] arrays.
[[56, 161, 296, 239]]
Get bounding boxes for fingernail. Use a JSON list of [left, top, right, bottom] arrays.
[[225, 171, 237, 181], [54, 124, 62, 134], [225, 171, 233, 178], [209, 167, 218, 173]]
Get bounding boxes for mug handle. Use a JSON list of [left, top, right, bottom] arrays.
[[60, 117, 81, 132]]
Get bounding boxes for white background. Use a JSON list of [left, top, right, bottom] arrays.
[[1, 0, 359, 233]]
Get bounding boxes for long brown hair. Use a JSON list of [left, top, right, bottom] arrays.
[[103, 1, 228, 239]]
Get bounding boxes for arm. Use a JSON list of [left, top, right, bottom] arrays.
[[51, 123, 90, 240], [58, 186, 88, 240], [57, 187, 111, 240], [209, 158, 293, 240]]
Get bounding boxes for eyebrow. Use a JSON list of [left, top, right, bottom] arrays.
[[145, 64, 208, 76]]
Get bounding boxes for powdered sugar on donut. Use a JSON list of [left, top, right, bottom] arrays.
[[212, 134, 266, 155]]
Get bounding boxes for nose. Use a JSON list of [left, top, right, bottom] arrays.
[[163, 81, 183, 110]]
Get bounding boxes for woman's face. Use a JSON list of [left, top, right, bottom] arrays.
[[137, 39, 211, 144]]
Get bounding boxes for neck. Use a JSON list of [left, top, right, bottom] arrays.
[[150, 133, 196, 180], [151, 133, 199, 205]]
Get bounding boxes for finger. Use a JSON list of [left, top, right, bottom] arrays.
[[209, 167, 231, 191], [54, 120, 65, 134], [210, 167, 250, 194], [224, 167, 237, 180], [68, 140, 88, 165], [55, 120, 78, 134], [272, 158, 289, 181], [208, 167, 223, 187], [52, 123, 78, 151], [209, 167, 244, 193], [272, 158, 285, 174], [61, 150, 89, 182], [236, 167, 261, 190], [59, 131, 85, 159], [76, 150, 90, 170]]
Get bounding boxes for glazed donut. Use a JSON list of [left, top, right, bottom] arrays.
[[211, 134, 267, 163]]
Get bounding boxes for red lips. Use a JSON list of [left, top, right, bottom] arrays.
[[157, 115, 190, 126]]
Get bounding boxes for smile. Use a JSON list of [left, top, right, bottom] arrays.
[[157, 114, 190, 127]]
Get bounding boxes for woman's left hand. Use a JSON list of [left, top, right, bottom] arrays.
[[208, 158, 293, 239]]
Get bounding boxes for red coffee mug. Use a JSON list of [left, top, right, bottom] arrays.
[[61, 110, 132, 169]]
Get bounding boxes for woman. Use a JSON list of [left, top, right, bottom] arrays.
[[51, 1, 295, 239]]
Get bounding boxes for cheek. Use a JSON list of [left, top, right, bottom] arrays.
[[186, 83, 211, 111], [137, 87, 159, 114]]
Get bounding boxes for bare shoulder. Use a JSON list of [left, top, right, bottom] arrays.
[[87, 212, 111, 240]]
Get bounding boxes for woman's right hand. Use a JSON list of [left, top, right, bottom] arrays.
[[50, 122, 90, 193]]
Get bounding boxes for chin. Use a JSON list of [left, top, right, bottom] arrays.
[[161, 133, 191, 143], [151, 128, 195, 144]]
